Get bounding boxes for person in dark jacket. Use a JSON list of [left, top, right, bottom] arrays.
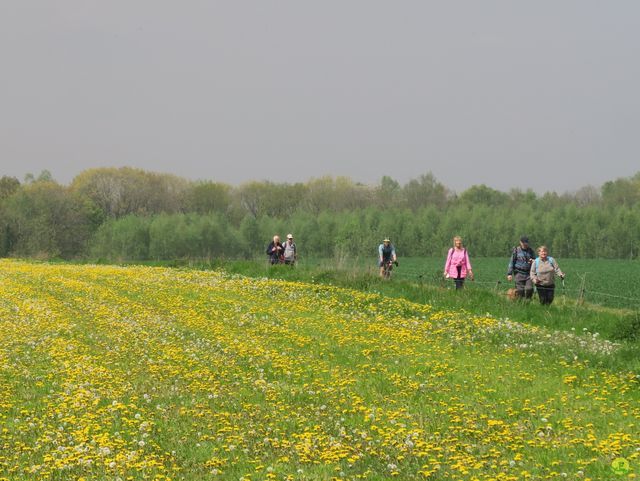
[[506, 236, 536, 299], [266, 235, 284, 264]]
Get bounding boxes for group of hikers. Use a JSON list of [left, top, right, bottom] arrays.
[[505, 235, 565, 305], [266, 234, 298, 265], [268, 233, 565, 306], [381, 235, 565, 306]]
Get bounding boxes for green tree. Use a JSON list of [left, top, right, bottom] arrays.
[[0, 176, 20, 256], [459, 184, 509, 207], [184, 181, 232, 215], [4, 182, 95, 258], [23, 170, 54, 184], [90, 215, 151, 261], [0, 176, 20, 201], [239, 214, 263, 257], [236, 181, 273, 218], [602, 176, 640, 207], [375, 176, 401, 208], [402, 173, 449, 210], [71, 167, 188, 218]]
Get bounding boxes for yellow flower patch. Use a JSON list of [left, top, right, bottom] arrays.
[[0, 260, 638, 480]]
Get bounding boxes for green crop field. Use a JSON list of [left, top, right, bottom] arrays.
[[314, 257, 640, 310], [1, 260, 638, 481], [395, 258, 640, 310]]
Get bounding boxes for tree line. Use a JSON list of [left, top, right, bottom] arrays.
[[1, 167, 639, 261]]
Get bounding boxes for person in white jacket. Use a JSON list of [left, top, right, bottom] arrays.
[[283, 234, 297, 265]]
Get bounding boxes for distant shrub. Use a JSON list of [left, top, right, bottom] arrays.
[[613, 311, 640, 341]]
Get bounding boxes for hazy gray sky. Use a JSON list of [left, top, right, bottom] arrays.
[[1, 1, 638, 193]]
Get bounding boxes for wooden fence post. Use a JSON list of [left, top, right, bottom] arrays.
[[577, 273, 587, 306]]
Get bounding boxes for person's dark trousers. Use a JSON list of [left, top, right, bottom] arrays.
[[454, 265, 465, 289], [537, 284, 555, 305], [514, 272, 534, 299]]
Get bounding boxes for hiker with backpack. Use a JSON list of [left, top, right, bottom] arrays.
[[507, 236, 536, 299], [282, 233, 297, 265], [530, 245, 565, 305], [444, 236, 473, 289]]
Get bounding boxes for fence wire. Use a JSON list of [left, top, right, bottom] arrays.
[[412, 275, 640, 308]]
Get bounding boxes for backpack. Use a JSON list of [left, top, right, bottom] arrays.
[[534, 256, 555, 273], [512, 246, 534, 269], [283, 241, 296, 258], [381, 243, 394, 258]]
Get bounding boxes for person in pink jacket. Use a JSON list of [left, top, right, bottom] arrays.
[[444, 236, 474, 289]]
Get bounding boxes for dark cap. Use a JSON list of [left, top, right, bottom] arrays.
[[520, 236, 529, 243]]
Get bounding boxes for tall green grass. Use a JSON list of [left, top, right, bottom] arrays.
[[392, 257, 640, 309]]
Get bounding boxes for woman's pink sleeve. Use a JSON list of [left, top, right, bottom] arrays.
[[444, 248, 452, 271]]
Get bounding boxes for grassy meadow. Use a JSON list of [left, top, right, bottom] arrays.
[[286, 257, 639, 311], [0, 259, 639, 481], [209, 257, 640, 356], [391, 258, 640, 310]]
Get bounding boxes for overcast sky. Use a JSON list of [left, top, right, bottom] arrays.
[[1, 1, 638, 193]]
